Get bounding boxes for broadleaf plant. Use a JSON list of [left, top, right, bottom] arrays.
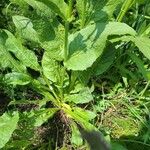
[[0, 0, 150, 149]]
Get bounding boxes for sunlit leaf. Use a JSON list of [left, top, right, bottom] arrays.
[[35, 0, 68, 20], [4, 30, 40, 71], [5, 72, 32, 86], [0, 112, 19, 149], [42, 51, 60, 82], [30, 108, 59, 127], [71, 123, 83, 146], [12, 15, 39, 42], [65, 22, 136, 70], [134, 36, 150, 61], [64, 87, 93, 104], [23, 0, 53, 17]]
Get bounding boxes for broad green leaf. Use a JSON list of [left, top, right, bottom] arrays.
[[63, 105, 96, 130], [12, 15, 39, 42], [0, 30, 25, 71], [35, 0, 68, 20], [41, 23, 64, 61], [92, 43, 116, 75], [4, 30, 40, 71], [0, 44, 24, 71], [29, 108, 59, 127], [72, 107, 96, 121], [13, 15, 56, 43], [77, 43, 116, 84], [71, 123, 83, 146], [32, 18, 55, 43], [65, 22, 136, 70], [76, 0, 123, 25], [134, 36, 150, 61], [0, 112, 19, 148], [64, 87, 93, 104], [70, 80, 85, 93], [23, 0, 53, 17], [42, 51, 60, 82], [92, 0, 123, 22], [64, 107, 96, 130], [5, 72, 32, 86], [9, 98, 50, 108]]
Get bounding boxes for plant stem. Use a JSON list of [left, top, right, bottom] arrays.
[[42, 73, 59, 100], [117, 0, 135, 22], [81, 0, 87, 28], [64, 22, 69, 61], [61, 0, 73, 99], [64, 0, 73, 61]]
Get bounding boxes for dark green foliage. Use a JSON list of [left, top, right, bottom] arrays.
[[0, 0, 150, 149]]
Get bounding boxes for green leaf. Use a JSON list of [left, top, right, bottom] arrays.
[[92, 43, 116, 75], [23, 0, 53, 17], [4, 30, 40, 71], [71, 123, 83, 146], [35, 0, 68, 20], [5, 72, 32, 86], [41, 23, 64, 61], [92, 0, 123, 22], [42, 51, 60, 82], [76, 0, 123, 25], [32, 108, 58, 127], [72, 107, 96, 121], [64, 87, 93, 104], [9, 98, 50, 108], [0, 30, 25, 71], [32, 18, 55, 43], [134, 36, 150, 61], [0, 112, 19, 149], [13, 15, 56, 43], [65, 22, 136, 70], [66, 107, 96, 130], [12, 15, 39, 42]]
